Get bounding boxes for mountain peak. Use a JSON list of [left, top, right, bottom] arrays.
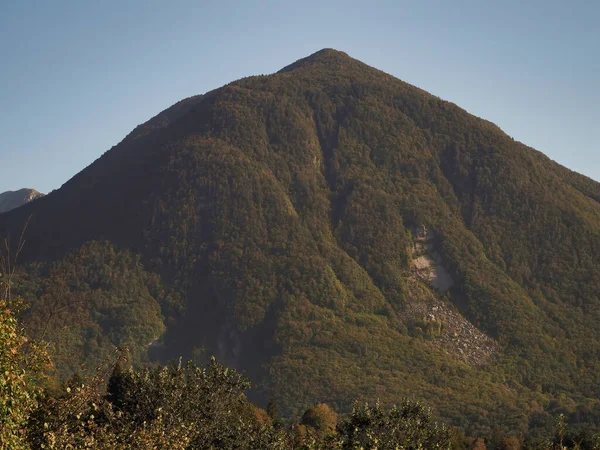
[[277, 48, 354, 73], [0, 188, 43, 214], [306, 48, 351, 60]]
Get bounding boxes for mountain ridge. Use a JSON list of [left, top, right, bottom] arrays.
[[0, 188, 44, 214]]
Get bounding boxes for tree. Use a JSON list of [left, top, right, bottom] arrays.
[[267, 398, 283, 429], [29, 356, 287, 449], [555, 414, 566, 450], [0, 228, 50, 450], [0, 282, 49, 450], [470, 438, 487, 450], [337, 400, 452, 450], [301, 403, 338, 435], [502, 436, 521, 450]]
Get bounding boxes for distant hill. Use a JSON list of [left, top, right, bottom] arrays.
[[1, 49, 599, 435], [0, 188, 43, 213]]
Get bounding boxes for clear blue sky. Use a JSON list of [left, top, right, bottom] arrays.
[[1, 0, 598, 193]]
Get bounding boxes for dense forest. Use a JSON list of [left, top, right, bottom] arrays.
[[1, 284, 597, 449], [1, 49, 600, 442]]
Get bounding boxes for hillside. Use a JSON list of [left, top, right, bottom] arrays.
[[0, 188, 43, 213], [1, 49, 599, 435]]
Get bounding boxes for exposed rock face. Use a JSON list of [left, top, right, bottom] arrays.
[[407, 226, 496, 365], [410, 226, 454, 292], [0, 189, 44, 214], [405, 300, 498, 366]]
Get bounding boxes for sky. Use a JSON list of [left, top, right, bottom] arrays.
[[1, 0, 598, 194]]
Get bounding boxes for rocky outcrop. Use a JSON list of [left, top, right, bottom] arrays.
[[405, 299, 498, 366], [407, 226, 497, 365], [0, 189, 44, 214], [410, 226, 454, 292]]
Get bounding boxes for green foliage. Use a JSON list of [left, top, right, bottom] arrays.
[[301, 403, 338, 435], [336, 400, 453, 449], [18, 241, 166, 378], [26, 353, 458, 450], [0, 284, 49, 450], [267, 398, 284, 429], [29, 356, 286, 450]]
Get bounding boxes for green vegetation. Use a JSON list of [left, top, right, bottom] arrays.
[[0, 49, 599, 438], [1, 275, 599, 449], [0, 295, 49, 450], [17, 241, 166, 379]]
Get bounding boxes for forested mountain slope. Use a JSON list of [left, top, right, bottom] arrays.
[[1, 49, 599, 435]]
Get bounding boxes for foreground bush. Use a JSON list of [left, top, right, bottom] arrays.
[[27, 357, 285, 449], [337, 400, 452, 450]]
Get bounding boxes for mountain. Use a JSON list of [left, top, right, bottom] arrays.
[[1, 49, 599, 435], [0, 188, 43, 213]]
